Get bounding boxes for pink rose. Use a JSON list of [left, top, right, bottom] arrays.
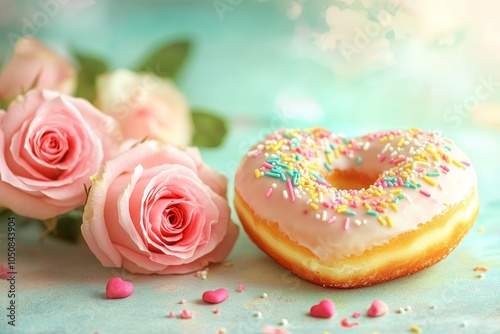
[[81, 141, 239, 274], [95, 69, 193, 147], [0, 38, 76, 102], [0, 89, 120, 220]]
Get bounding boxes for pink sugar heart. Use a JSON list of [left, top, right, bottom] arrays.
[[310, 299, 335, 318], [367, 299, 388, 317], [202, 288, 229, 304], [106, 277, 134, 299]]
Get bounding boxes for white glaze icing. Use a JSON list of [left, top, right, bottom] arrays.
[[235, 128, 477, 260]]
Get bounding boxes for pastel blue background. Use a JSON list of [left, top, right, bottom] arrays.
[[0, 1, 499, 333]]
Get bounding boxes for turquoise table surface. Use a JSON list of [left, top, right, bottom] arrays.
[[1, 1, 500, 333]]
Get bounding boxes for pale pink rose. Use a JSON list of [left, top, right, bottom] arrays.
[[95, 69, 193, 147], [0, 89, 120, 220], [0, 37, 76, 101], [81, 141, 239, 274]]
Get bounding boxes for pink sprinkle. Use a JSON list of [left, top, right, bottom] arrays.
[[262, 326, 291, 334], [375, 206, 385, 213], [416, 167, 425, 173], [344, 218, 350, 230], [169, 311, 174, 318], [265, 188, 273, 198], [420, 189, 431, 197], [213, 308, 220, 314], [393, 157, 406, 165], [440, 164, 450, 172], [379, 154, 387, 162], [253, 150, 262, 157], [322, 201, 330, 208], [328, 216, 337, 224], [180, 310, 193, 319], [461, 161, 471, 167], [263, 162, 274, 169], [286, 179, 295, 202], [398, 177, 404, 186], [352, 311, 361, 318], [236, 284, 245, 292], [340, 317, 360, 328], [367, 299, 388, 317]]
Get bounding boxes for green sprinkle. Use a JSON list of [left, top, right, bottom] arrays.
[[366, 210, 378, 216], [295, 154, 301, 161], [417, 183, 422, 188], [286, 170, 294, 176], [329, 143, 336, 150], [277, 163, 289, 168], [264, 172, 281, 178], [324, 162, 333, 171], [393, 198, 399, 204], [280, 173, 286, 182], [445, 146, 452, 151], [426, 172, 440, 177], [398, 193, 404, 199], [355, 156, 362, 165], [345, 210, 356, 216], [343, 137, 350, 144], [283, 132, 292, 139]]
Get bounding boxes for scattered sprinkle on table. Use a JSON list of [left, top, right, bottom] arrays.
[[340, 317, 360, 328], [474, 266, 488, 272], [237, 284, 245, 292], [262, 293, 268, 298], [254, 311, 262, 318], [280, 319, 288, 326], [180, 310, 193, 319], [410, 325, 422, 333]]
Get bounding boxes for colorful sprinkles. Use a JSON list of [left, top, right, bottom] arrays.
[[249, 128, 471, 230]]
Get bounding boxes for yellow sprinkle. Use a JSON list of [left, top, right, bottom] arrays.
[[339, 145, 345, 153], [391, 203, 399, 212], [310, 203, 319, 210], [334, 149, 340, 158], [397, 137, 405, 147], [446, 155, 451, 163], [390, 189, 402, 194], [364, 203, 372, 210], [410, 325, 422, 333], [377, 216, 387, 226], [379, 201, 388, 208], [422, 175, 436, 186], [453, 160, 464, 168], [405, 168, 413, 175], [386, 215, 393, 227], [433, 152, 440, 161], [254, 169, 261, 178], [272, 140, 283, 152], [309, 164, 318, 170], [374, 190, 381, 196], [404, 163, 412, 169], [326, 153, 333, 165], [337, 206, 347, 213], [389, 134, 394, 141], [311, 193, 318, 199], [380, 136, 387, 142], [411, 179, 418, 185]]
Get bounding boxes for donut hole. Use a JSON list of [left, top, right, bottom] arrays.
[[326, 169, 379, 191]]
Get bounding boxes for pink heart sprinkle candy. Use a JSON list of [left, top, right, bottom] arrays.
[[105, 277, 134, 299], [310, 299, 335, 318], [202, 288, 229, 304], [367, 299, 388, 317]]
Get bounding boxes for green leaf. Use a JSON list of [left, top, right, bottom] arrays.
[[137, 40, 190, 79], [49, 210, 83, 243], [74, 53, 108, 102], [192, 109, 227, 148]]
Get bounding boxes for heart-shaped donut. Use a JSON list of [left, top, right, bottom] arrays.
[[234, 128, 479, 288]]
